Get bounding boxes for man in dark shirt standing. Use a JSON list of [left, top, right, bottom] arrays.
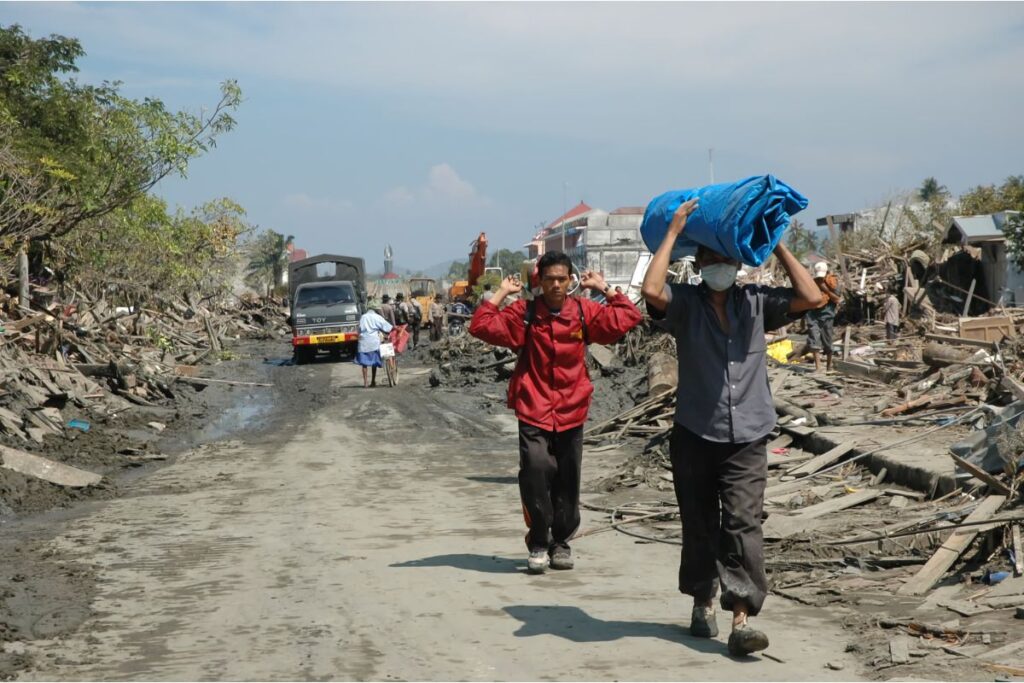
[[641, 199, 821, 656]]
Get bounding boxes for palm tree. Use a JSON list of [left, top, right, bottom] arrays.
[[918, 177, 949, 203], [245, 230, 293, 297], [784, 218, 817, 260]]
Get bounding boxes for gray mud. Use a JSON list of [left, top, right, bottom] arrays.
[[0, 337, 337, 680], [0, 334, 641, 680]]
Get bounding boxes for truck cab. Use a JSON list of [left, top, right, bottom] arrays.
[[289, 254, 366, 364]]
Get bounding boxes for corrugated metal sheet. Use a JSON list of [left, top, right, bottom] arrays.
[[946, 212, 1021, 244]]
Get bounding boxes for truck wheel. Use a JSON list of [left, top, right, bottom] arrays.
[[294, 347, 314, 365]]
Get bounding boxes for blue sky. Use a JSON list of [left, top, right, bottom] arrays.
[[5, 2, 1024, 270]]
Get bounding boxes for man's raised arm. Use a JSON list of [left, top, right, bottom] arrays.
[[774, 242, 823, 313], [641, 198, 698, 312]]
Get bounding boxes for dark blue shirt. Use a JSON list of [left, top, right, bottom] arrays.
[[650, 283, 795, 443]]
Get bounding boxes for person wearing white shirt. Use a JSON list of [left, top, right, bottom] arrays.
[[355, 307, 393, 388]]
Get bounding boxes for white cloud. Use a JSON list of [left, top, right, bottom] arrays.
[[382, 164, 489, 208]]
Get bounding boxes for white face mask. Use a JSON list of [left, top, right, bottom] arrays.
[[701, 262, 739, 291]]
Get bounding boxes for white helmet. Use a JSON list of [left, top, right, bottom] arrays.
[[813, 261, 828, 278]]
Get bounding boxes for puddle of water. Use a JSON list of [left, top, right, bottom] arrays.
[[196, 393, 275, 442]]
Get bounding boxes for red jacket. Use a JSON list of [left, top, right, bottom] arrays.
[[469, 293, 642, 432]]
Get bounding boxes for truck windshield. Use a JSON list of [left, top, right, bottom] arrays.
[[296, 285, 355, 309]]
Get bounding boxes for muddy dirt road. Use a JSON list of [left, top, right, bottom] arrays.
[[8, 356, 861, 681]]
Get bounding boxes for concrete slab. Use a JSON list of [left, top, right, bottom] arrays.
[[799, 424, 967, 496]]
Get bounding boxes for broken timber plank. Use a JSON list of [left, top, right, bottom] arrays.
[[773, 398, 818, 426], [1001, 376, 1024, 402], [959, 315, 1015, 343], [6, 312, 49, 332], [787, 442, 856, 478], [924, 333, 996, 350], [763, 489, 883, 540], [767, 450, 812, 469], [950, 452, 1012, 496], [0, 445, 102, 487], [834, 359, 897, 384], [779, 423, 815, 438], [897, 495, 1007, 596]]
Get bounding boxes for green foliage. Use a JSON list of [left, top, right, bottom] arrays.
[[488, 248, 526, 275], [471, 271, 502, 301], [447, 259, 468, 279], [918, 177, 949, 203], [243, 229, 293, 296], [959, 175, 1024, 215], [1002, 213, 1024, 270], [57, 195, 250, 301], [783, 218, 818, 261], [0, 24, 241, 244]]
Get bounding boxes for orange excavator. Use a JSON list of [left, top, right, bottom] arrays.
[[448, 232, 488, 301]]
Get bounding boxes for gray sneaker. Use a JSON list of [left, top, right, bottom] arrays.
[[690, 604, 718, 638], [550, 547, 574, 570], [526, 550, 550, 574], [728, 623, 769, 656]]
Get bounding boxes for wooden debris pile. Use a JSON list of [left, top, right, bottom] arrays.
[[0, 289, 287, 500]]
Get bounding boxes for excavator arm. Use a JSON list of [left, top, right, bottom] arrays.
[[467, 232, 488, 289]]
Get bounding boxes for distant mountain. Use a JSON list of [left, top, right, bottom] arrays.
[[419, 260, 457, 279]]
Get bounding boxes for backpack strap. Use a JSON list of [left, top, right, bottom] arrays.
[[577, 297, 590, 345], [516, 299, 538, 369]]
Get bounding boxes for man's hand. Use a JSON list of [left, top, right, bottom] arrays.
[[497, 274, 523, 296], [668, 198, 699, 236], [580, 270, 609, 293]]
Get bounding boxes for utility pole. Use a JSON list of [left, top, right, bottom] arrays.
[[708, 148, 715, 184]]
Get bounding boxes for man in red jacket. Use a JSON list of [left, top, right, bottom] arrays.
[[470, 251, 642, 574]]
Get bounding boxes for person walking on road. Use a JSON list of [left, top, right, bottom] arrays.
[[470, 251, 642, 574], [380, 294, 396, 327], [407, 296, 423, 349], [806, 261, 841, 372], [883, 290, 901, 341], [355, 306, 393, 388], [429, 294, 445, 342], [640, 199, 822, 656]]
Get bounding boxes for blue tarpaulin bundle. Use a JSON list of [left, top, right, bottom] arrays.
[[640, 175, 808, 267]]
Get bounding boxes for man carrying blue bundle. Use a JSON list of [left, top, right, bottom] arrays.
[[641, 199, 821, 656]]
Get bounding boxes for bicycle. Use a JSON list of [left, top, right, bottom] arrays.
[[380, 341, 398, 387]]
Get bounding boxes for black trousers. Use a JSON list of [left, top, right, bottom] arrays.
[[886, 323, 899, 341], [410, 322, 421, 348], [670, 424, 768, 616], [518, 422, 583, 552]]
